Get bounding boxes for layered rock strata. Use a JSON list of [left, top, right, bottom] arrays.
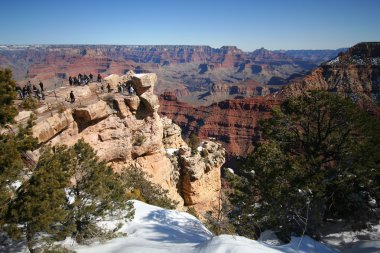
[[30, 73, 225, 216]]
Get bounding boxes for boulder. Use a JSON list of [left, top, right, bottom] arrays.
[[124, 96, 140, 112], [132, 73, 157, 96], [103, 71, 135, 90], [113, 97, 132, 118], [103, 74, 122, 90], [73, 100, 112, 123], [33, 109, 74, 143], [14, 110, 33, 123], [162, 117, 187, 149], [139, 93, 159, 114]]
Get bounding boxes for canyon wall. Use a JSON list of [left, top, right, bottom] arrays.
[[0, 45, 332, 106], [159, 92, 280, 157], [160, 42, 380, 157]]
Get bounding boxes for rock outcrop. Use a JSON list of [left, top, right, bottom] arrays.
[[73, 100, 113, 123], [282, 42, 380, 115], [162, 117, 187, 149], [32, 109, 75, 143], [30, 72, 225, 216], [177, 142, 225, 213]]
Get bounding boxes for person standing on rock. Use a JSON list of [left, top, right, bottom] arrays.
[[129, 85, 134, 96], [16, 85, 23, 99], [97, 74, 102, 82], [107, 83, 111, 93], [39, 81, 44, 91], [32, 85, 38, 98], [89, 73, 93, 82], [27, 81, 32, 96], [70, 91, 75, 103], [22, 86, 28, 98]]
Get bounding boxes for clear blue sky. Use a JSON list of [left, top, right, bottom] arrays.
[[1, 0, 379, 51]]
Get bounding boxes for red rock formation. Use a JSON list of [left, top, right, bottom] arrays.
[[159, 92, 280, 157], [0, 45, 318, 99], [159, 43, 380, 157]]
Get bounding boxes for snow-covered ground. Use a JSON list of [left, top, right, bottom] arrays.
[[321, 221, 380, 253], [66, 200, 339, 253]]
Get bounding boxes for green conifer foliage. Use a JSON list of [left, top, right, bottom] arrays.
[[120, 167, 178, 209], [0, 68, 18, 126], [67, 139, 133, 243], [0, 69, 38, 225], [229, 91, 380, 239], [5, 140, 134, 250], [5, 146, 73, 252]]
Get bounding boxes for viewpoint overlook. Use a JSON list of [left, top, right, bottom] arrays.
[[0, 41, 379, 253]]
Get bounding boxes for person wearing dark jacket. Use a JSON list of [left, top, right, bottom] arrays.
[[70, 91, 75, 103], [39, 81, 44, 91]]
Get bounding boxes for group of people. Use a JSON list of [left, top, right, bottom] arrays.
[[15, 73, 134, 104], [98, 81, 135, 96], [16, 81, 45, 100], [68, 73, 102, 86], [117, 82, 135, 95]]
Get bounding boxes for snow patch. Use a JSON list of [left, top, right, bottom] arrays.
[[10, 180, 22, 190], [197, 141, 205, 152], [226, 168, 234, 174], [134, 73, 148, 78], [68, 200, 338, 253], [326, 56, 340, 65], [166, 148, 179, 155]]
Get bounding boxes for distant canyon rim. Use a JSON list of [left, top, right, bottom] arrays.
[[3, 43, 380, 159]]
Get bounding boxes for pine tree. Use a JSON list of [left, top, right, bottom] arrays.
[[0, 69, 38, 227], [67, 139, 133, 243], [120, 167, 178, 209], [229, 91, 380, 239], [5, 146, 73, 252], [0, 68, 18, 126], [5, 140, 134, 250]]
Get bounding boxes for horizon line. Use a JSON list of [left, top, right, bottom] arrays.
[[0, 43, 355, 52]]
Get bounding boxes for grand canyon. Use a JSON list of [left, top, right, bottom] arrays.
[[0, 44, 344, 105], [2, 43, 379, 159], [0, 44, 348, 157]]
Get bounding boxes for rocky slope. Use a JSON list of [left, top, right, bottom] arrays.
[[283, 42, 380, 114], [27, 73, 225, 216]]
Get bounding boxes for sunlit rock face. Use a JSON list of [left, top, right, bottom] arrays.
[[30, 72, 225, 216]]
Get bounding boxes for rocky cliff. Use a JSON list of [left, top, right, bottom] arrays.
[[29, 73, 225, 216], [160, 42, 380, 157], [159, 92, 280, 157], [283, 42, 380, 114]]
